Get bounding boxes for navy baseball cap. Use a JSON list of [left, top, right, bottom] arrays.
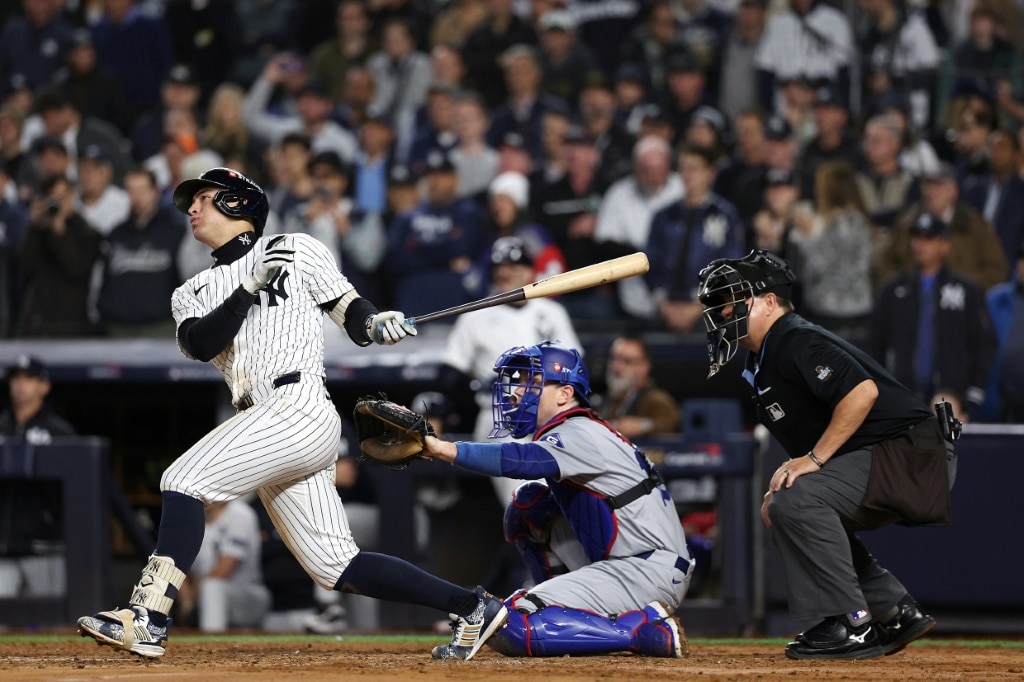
[[388, 164, 416, 186], [79, 143, 110, 164], [423, 150, 456, 173], [8, 355, 49, 380], [764, 116, 793, 141], [910, 212, 950, 239]]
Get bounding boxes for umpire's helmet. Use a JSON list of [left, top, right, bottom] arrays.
[[697, 249, 795, 378], [490, 341, 592, 439], [172, 167, 270, 235]]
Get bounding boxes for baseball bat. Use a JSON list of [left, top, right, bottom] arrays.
[[407, 252, 650, 326]]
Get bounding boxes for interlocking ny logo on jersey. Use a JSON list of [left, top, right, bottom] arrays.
[[253, 270, 290, 307]]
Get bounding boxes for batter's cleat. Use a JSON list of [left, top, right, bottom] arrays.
[[77, 606, 170, 658], [785, 616, 884, 660], [631, 602, 689, 658], [431, 586, 509, 661], [878, 597, 936, 655]]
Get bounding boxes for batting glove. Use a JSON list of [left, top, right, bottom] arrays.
[[242, 236, 295, 294], [365, 311, 417, 345]]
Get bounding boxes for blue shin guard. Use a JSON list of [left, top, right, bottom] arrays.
[[489, 597, 683, 657]]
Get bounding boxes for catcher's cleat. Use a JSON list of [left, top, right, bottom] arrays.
[[878, 598, 936, 655], [631, 602, 689, 658], [77, 606, 170, 658], [431, 586, 509, 661], [784, 616, 884, 660]]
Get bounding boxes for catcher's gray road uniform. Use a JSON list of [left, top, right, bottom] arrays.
[[165, 232, 359, 589]]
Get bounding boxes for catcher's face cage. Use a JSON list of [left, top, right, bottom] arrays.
[[490, 342, 592, 438], [172, 167, 270, 235], [697, 250, 796, 377]]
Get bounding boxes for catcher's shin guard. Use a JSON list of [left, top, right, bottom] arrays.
[[503, 482, 567, 584], [488, 598, 687, 657]]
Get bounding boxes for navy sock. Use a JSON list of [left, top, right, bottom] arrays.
[[153, 491, 205, 573], [336, 552, 479, 617]]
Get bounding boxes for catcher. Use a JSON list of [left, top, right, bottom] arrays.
[[357, 341, 692, 658]]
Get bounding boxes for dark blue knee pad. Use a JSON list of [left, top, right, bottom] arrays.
[[503, 482, 564, 584], [488, 594, 660, 657]]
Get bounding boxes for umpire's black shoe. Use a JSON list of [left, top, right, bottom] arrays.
[[878, 597, 936, 655], [785, 616, 884, 660]]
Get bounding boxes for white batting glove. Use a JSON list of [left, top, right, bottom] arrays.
[[242, 236, 295, 294], [365, 311, 417, 345]]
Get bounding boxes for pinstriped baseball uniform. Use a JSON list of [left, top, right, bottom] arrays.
[[163, 232, 360, 589]]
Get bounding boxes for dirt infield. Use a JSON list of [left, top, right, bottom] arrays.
[[1, 636, 1021, 681]]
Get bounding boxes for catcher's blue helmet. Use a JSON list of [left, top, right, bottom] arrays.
[[172, 167, 270, 235], [490, 341, 592, 439]]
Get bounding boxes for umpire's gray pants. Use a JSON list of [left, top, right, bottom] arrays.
[[766, 441, 957, 622]]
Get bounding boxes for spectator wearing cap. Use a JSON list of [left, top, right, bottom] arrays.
[[620, 0, 681, 97], [796, 84, 858, 200], [718, 0, 768, 122], [787, 160, 873, 339], [595, 135, 684, 321], [31, 88, 130, 186], [763, 114, 799, 178], [856, 113, 921, 232], [95, 167, 184, 338], [646, 144, 744, 333], [962, 128, 1024, 275], [856, 0, 940, 133], [868, 211, 998, 420], [496, 131, 534, 176], [307, 0, 375, 107], [17, 173, 101, 337], [982, 243, 1024, 422], [612, 63, 651, 137], [75, 144, 130, 236], [451, 92, 499, 201], [486, 45, 569, 161], [878, 161, 1007, 291], [0, 355, 77, 600], [352, 109, 395, 216], [91, 0, 175, 128], [382, 163, 419, 235], [243, 56, 359, 163], [22, 136, 72, 204], [751, 166, 801, 258], [672, 0, 734, 96], [685, 105, 730, 167], [163, 0, 238, 105], [460, 0, 538, 109], [662, 50, 712, 147], [367, 19, 432, 156], [0, 159, 28, 337], [407, 82, 459, 177], [754, 0, 854, 116], [53, 27, 131, 136], [130, 63, 203, 163], [384, 149, 487, 314], [537, 10, 600, 109], [0, 0, 75, 103], [483, 171, 565, 288]]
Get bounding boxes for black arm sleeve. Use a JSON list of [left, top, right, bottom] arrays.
[[322, 295, 378, 346], [178, 287, 256, 362]]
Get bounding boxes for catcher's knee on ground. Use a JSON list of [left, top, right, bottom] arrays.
[[488, 591, 685, 657], [503, 482, 567, 584]]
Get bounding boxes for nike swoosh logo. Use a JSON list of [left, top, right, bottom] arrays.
[[672, 579, 682, 585], [194, 284, 208, 295]]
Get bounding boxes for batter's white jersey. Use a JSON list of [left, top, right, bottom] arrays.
[[163, 232, 362, 590]]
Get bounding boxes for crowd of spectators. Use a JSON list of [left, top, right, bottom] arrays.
[[0, 0, 1023, 421]]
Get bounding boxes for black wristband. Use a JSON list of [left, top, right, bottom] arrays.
[[808, 451, 825, 468]]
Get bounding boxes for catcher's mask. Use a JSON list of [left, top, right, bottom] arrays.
[[172, 167, 270, 235], [490, 341, 592, 439], [697, 249, 796, 378]]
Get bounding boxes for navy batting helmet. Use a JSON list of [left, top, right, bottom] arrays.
[[490, 341, 592, 438], [172, 167, 270, 235]]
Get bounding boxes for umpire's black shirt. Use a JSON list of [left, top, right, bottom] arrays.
[[744, 312, 933, 458]]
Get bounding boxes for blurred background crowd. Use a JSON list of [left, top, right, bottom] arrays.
[[0, 0, 1023, 423]]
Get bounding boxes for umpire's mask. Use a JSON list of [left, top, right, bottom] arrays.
[[697, 250, 796, 378]]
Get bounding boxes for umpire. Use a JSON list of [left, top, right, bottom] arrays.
[[697, 250, 958, 660]]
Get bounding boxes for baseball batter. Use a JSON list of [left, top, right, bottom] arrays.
[[423, 342, 693, 657], [77, 167, 507, 661]]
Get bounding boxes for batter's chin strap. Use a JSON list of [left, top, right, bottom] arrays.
[[604, 467, 667, 510]]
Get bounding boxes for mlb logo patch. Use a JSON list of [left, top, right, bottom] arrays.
[[815, 365, 833, 381], [542, 433, 564, 448], [849, 609, 869, 624]]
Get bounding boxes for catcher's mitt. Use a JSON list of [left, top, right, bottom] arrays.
[[352, 396, 435, 469]]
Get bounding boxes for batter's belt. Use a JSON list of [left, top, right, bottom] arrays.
[[236, 372, 323, 411]]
